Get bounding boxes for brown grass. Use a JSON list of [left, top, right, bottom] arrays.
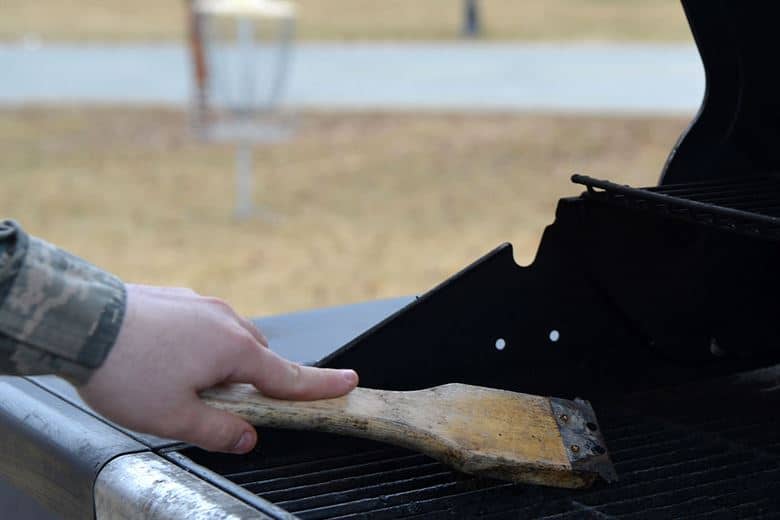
[[1, 1, 691, 42], [0, 107, 688, 316]]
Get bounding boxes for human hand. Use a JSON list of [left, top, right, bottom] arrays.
[[77, 284, 358, 454]]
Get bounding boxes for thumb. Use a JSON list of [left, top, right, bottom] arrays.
[[180, 398, 258, 454], [229, 346, 359, 400]]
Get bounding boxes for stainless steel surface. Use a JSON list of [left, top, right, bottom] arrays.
[[0, 376, 145, 519], [29, 375, 178, 449], [95, 452, 270, 519], [0, 476, 57, 520]]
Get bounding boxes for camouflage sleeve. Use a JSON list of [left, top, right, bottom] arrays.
[[0, 220, 126, 385]]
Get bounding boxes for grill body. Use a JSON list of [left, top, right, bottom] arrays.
[[4, 0, 780, 518], [164, 1, 780, 515]]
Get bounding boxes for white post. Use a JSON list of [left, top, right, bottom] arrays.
[[270, 17, 295, 107], [234, 17, 255, 218], [235, 142, 254, 219], [238, 17, 255, 115]]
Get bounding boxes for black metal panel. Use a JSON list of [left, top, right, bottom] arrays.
[[0, 376, 146, 519], [318, 187, 780, 398], [318, 212, 643, 397], [570, 176, 780, 361], [662, 1, 780, 184]]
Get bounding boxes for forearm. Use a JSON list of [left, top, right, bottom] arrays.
[[0, 220, 126, 384]]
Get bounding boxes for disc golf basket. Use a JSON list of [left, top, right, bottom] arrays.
[[188, 0, 296, 218]]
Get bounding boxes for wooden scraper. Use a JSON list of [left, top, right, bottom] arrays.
[[201, 383, 618, 489]]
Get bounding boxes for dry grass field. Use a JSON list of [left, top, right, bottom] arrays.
[[1, 0, 691, 42], [0, 107, 688, 316]]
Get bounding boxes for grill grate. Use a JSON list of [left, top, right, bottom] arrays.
[[180, 365, 780, 518], [572, 174, 780, 241]]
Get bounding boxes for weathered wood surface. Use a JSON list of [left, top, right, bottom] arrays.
[[201, 383, 598, 488]]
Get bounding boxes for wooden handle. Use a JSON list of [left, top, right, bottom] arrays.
[[200, 385, 431, 453], [200, 383, 615, 488], [201, 384, 616, 488]]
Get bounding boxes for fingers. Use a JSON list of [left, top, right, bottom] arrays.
[[199, 295, 270, 349], [259, 359, 359, 400], [228, 346, 358, 400], [236, 315, 269, 348], [179, 398, 258, 454]]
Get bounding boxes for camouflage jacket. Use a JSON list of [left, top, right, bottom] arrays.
[[0, 221, 126, 385]]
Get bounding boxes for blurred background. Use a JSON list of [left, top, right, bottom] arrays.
[[0, 0, 699, 317]]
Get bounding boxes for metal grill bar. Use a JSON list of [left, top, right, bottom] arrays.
[[327, 484, 522, 520], [618, 452, 745, 481], [650, 177, 780, 196], [571, 174, 780, 240], [574, 175, 780, 224], [686, 498, 778, 519], [593, 467, 780, 516], [536, 510, 612, 520], [478, 494, 610, 519], [267, 462, 446, 504], [678, 188, 780, 204], [224, 449, 405, 483], [296, 479, 500, 519], [276, 471, 452, 512], [650, 175, 779, 192], [239, 454, 430, 494]]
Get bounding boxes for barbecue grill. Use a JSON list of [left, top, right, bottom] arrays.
[[3, 0, 780, 517]]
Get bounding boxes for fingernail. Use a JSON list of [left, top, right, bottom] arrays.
[[342, 370, 358, 386], [233, 431, 253, 453]]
